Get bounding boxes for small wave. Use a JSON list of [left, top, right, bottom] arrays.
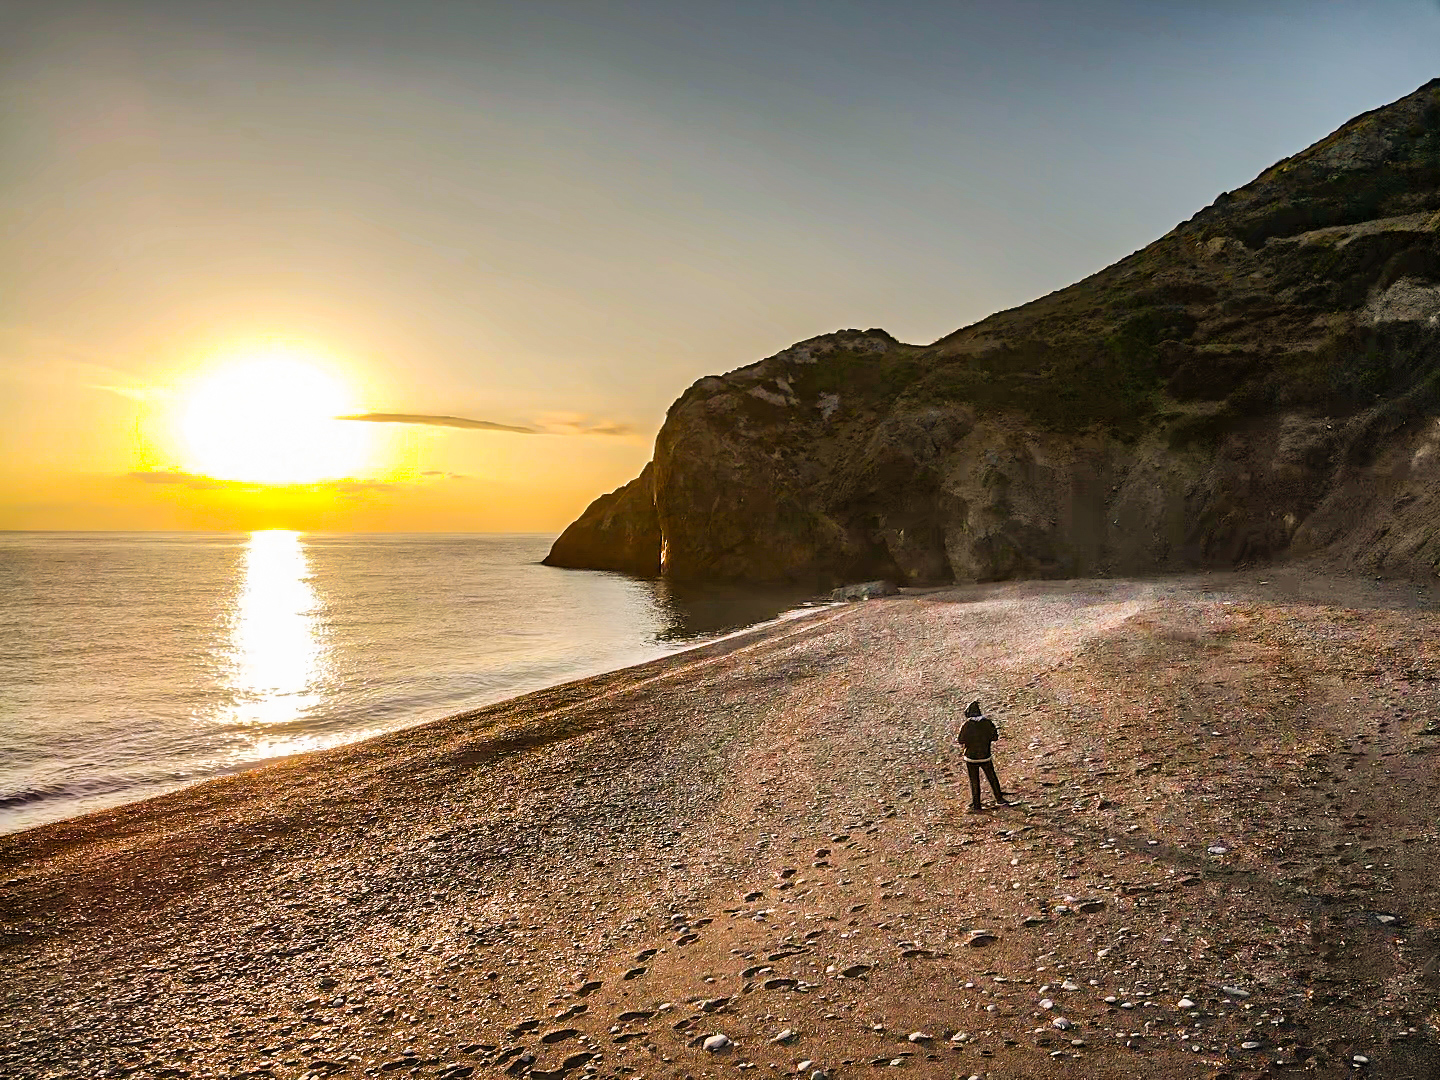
[[0, 769, 199, 813]]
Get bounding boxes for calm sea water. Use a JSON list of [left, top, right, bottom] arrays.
[[0, 532, 816, 835]]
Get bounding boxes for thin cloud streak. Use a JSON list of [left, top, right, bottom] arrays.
[[538, 414, 638, 437], [337, 412, 538, 434], [338, 411, 637, 437], [128, 470, 231, 490], [126, 469, 420, 495], [0, 326, 160, 402]]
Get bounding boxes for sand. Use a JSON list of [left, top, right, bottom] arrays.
[[3, 569, 1439, 1080]]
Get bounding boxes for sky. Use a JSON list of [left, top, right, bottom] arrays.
[[2, 0, 1438, 532]]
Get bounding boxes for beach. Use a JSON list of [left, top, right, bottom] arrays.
[[3, 570, 1439, 1080]]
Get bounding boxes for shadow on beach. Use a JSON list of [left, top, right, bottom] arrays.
[[643, 578, 824, 642]]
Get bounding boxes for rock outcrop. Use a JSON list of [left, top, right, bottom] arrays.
[[829, 580, 900, 602], [546, 79, 1440, 585], [543, 463, 660, 576]]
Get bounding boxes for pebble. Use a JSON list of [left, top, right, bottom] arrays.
[[768, 1029, 794, 1044], [1208, 846, 1229, 855], [702, 1034, 731, 1052], [907, 1031, 932, 1043], [1052, 1017, 1073, 1030], [1241, 1041, 1261, 1050], [1220, 985, 1250, 998], [1177, 997, 1196, 1009], [1060, 980, 1080, 991]]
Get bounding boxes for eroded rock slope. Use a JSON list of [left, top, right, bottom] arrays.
[[546, 79, 1440, 586]]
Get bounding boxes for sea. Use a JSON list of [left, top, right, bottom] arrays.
[[0, 532, 817, 835]]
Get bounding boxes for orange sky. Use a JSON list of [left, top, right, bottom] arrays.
[[4, 3, 1436, 532], [0, 336, 652, 531]]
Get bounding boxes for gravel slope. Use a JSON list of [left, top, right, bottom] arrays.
[[3, 570, 1439, 1080]]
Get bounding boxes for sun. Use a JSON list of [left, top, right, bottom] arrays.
[[179, 350, 375, 484]]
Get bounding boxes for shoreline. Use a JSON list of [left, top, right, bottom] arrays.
[[0, 597, 843, 864], [3, 570, 1439, 1080], [0, 594, 833, 840]]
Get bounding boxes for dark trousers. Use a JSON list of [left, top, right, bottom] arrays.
[[966, 759, 1004, 808]]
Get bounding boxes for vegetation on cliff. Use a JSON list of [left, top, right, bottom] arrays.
[[546, 79, 1440, 586]]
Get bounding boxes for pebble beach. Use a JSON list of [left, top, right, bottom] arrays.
[[3, 570, 1439, 1080]]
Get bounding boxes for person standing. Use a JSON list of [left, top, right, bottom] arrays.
[[958, 699, 1009, 812]]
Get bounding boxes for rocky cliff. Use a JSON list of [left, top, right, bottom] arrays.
[[545, 79, 1440, 586], [544, 462, 661, 576]]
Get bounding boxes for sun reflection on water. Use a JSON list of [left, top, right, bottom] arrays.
[[224, 530, 325, 734]]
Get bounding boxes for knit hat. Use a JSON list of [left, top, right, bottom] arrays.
[[964, 700, 983, 718]]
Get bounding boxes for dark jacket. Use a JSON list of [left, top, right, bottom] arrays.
[[958, 715, 999, 761]]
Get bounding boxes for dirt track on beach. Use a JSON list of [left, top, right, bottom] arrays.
[[3, 569, 1440, 1080]]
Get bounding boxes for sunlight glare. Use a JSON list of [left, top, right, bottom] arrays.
[[180, 349, 373, 483], [224, 530, 325, 729]]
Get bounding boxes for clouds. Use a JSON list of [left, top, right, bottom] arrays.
[[127, 469, 411, 494], [336, 412, 538, 434], [127, 468, 471, 492], [536, 413, 638, 437], [337, 411, 636, 437], [128, 469, 229, 490], [0, 326, 161, 401]]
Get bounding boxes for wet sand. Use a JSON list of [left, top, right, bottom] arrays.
[[3, 570, 1439, 1080]]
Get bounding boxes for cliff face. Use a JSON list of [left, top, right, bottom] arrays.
[[546, 79, 1440, 586], [543, 463, 660, 576]]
